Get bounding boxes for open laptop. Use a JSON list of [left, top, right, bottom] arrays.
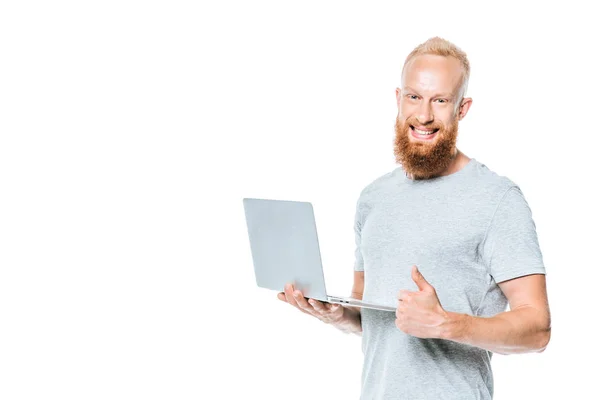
[[242, 197, 395, 312]]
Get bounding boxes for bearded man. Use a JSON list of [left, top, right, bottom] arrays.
[[277, 37, 551, 400]]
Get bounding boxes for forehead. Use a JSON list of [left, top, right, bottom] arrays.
[[402, 54, 463, 95]]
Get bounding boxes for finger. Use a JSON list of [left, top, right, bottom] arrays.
[[277, 292, 287, 302], [294, 292, 316, 313], [284, 285, 312, 315], [412, 265, 434, 292], [308, 299, 326, 313], [292, 290, 315, 315], [324, 302, 341, 313], [396, 302, 406, 319], [284, 283, 299, 306], [397, 289, 411, 302]]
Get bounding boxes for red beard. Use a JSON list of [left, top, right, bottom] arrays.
[[393, 115, 459, 180]]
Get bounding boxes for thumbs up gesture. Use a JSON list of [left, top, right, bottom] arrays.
[[395, 265, 449, 339]]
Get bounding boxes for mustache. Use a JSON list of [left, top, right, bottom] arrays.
[[399, 117, 445, 132]]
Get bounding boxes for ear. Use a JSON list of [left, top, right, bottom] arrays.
[[396, 87, 402, 105], [457, 97, 473, 121]]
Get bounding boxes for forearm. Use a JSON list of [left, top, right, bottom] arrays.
[[332, 306, 362, 336], [441, 306, 551, 355]]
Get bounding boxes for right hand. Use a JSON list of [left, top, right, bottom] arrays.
[[277, 283, 345, 325]]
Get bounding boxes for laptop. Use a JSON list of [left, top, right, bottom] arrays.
[[242, 197, 395, 312]]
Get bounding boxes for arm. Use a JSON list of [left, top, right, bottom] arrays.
[[441, 273, 551, 354]]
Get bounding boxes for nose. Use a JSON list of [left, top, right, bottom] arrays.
[[415, 102, 434, 126]]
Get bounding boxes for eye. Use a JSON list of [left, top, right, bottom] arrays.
[[407, 94, 419, 100], [435, 99, 447, 103]]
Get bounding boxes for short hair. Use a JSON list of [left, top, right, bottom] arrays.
[[401, 37, 470, 99]]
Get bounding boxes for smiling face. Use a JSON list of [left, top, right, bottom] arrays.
[[393, 54, 472, 179]]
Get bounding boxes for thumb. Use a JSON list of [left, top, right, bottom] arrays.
[[411, 265, 433, 292]]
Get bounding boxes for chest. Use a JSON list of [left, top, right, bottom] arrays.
[[358, 193, 490, 309]]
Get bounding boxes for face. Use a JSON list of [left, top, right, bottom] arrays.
[[393, 54, 472, 179]]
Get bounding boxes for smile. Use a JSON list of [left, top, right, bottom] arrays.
[[410, 126, 439, 140]]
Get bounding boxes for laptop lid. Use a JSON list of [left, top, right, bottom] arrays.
[[242, 198, 329, 302]]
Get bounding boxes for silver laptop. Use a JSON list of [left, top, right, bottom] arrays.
[[243, 197, 395, 312]]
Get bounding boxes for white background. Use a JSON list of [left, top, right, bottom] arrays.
[[1, 1, 598, 399]]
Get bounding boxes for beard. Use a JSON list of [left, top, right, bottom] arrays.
[[393, 114, 460, 180]]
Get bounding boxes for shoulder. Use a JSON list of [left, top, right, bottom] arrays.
[[353, 168, 398, 219], [470, 159, 520, 199], [357, 168, 398, 200]]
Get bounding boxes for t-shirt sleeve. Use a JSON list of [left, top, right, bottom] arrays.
[[480, 186, 546, 283], [354, 196, 365, 272]]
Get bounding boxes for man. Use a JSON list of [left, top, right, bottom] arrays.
[[277, 37, 551, 399]]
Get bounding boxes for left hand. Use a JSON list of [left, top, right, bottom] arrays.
[[395, 265, 449, 339]]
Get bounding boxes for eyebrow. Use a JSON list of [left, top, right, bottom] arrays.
[[404, 86, 454, 98]]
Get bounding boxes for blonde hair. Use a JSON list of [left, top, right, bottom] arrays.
[[402, 37, 470, 99]]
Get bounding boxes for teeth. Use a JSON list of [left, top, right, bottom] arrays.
[[414, 128, 435, 135]]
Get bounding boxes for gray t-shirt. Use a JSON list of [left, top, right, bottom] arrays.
[[354, 158, 546, 400]]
